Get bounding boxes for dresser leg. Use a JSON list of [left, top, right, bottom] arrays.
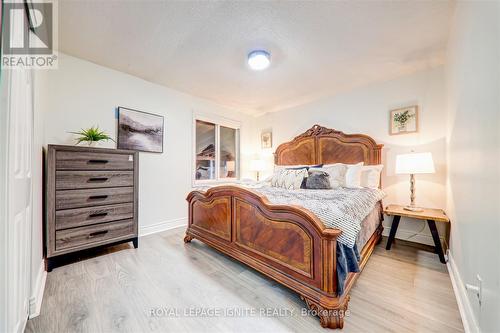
[[45, 258, 55, 272], [132, 237, 139, 249]]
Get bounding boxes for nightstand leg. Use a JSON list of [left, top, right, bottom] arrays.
[[427, 220, 446, 263], [386, 215, 401, 250]]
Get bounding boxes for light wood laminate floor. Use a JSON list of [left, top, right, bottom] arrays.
[[26, 227, 464, 333]]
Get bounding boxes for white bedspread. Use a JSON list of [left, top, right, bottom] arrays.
[[194, 183, 385, 248]]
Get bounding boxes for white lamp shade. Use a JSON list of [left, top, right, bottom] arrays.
[[226, 161, 235, 172], [250, 159, 265, 171], [395, 152, 435, 174]]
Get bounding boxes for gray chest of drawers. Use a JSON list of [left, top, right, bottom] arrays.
[[45, 145, 139, 271]]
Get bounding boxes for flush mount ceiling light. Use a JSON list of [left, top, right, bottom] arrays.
[[247, 50, 271, 71]]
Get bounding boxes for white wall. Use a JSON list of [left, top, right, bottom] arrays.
[[35, 53, 254, 237], [445, 1, 500, 332], [252, 67, 448, 246]]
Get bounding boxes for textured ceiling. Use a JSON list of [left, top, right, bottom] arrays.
[[59, 1, 454, 116]]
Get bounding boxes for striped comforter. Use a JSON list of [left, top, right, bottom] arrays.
[[253, 186, 385, 248]]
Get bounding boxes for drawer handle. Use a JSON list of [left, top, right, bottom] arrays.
[[88, 159, 109, 164], [88, 212, 108, 218], [88, 195, 108, 200], [88, 177, 109, 182], [89, 230, 108, 237]]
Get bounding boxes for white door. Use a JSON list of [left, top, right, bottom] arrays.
[[0, 9, 34, 333], [7, 67, 33, 333]]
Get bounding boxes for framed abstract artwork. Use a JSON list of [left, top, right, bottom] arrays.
[[389, 105, 418, 135], [117, 107, 164, 153]]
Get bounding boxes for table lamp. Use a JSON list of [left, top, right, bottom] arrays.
[[250, 159, 265, 181], [395, 152, 435, 212]]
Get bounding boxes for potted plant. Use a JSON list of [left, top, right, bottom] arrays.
[[70, 126, 115, 147]]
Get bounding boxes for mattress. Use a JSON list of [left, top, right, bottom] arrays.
[[356, 203, 383, 250]]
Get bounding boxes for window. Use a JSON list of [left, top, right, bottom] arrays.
[[194, 117, 239, 183]]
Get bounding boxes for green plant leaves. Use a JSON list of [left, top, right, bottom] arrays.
[[394, 110, 414, 126], [69, 126, 115, 145]]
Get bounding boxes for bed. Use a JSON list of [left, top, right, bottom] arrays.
[[184, 125, 384, 329]]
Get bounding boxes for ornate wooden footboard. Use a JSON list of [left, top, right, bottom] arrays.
[[185, 185, 383, 328], [185, 125, 384, 329]]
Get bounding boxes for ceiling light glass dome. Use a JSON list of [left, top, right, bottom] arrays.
[[247, 50, 271, 71]]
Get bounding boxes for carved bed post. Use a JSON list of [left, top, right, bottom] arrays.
[[183, 234, 194, 243], [300, 295, 350, 329], [321, 229, 338, 294], [300, 228, 349, 329]]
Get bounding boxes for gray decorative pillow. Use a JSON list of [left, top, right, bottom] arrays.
[[305, 171, 331, 189], [309, 164, 347, 188]]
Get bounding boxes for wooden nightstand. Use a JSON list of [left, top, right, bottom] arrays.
[[384, 204, 450, 264]]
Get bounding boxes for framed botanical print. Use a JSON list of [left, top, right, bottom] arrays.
[[261, 131, 272, 149], [389, 106, 418, 135]]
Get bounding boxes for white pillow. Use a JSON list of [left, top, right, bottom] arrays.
[[270, 168, 308, 190], [344, 163, 364, 188], [360, 165, 384, 188], [309, 163, 347, 188]]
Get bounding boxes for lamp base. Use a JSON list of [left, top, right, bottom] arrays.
[[403, 205, 424, 212]]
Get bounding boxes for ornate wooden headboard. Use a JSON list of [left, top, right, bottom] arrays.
[[274, 125, 383, 166]]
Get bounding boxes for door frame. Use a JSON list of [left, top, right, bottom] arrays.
[[0, 69, 11, 333], [0, 1, 8, 331]]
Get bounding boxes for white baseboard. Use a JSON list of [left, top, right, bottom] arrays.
[[139, 217, 187, 237], [28, 260, 47, 319], [447, 250, 480, 333]]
